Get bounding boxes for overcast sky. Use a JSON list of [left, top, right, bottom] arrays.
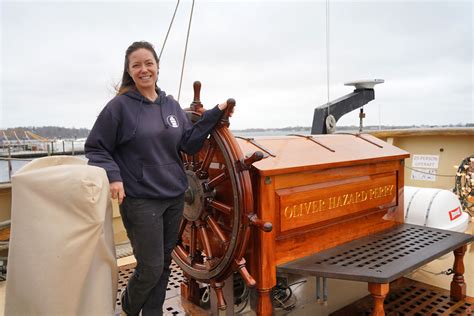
[[1, 0, 472, 130]]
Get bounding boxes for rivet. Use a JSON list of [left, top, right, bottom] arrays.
[[265, 176, 272, 185]]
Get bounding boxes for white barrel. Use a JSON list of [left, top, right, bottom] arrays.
[[404, 186, 470, 232]]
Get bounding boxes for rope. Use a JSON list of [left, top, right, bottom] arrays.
[[404, 165, 456, 178], [326, 0, 330, 114], [177, 0, 195, 102], [418, 268, 453, 276], [159, 0, 180, 60]]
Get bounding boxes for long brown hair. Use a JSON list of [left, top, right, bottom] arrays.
[[117, 41, 160, 95]]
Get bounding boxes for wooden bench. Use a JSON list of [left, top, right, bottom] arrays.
[[277, 223, 474, 316]]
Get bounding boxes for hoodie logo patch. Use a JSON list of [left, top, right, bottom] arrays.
[[167, 115, 179, 128]]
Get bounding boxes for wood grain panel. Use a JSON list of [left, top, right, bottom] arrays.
[[274, 210, 399, 265], [277, 172, 397, 232], [273, 160, 400, 189]]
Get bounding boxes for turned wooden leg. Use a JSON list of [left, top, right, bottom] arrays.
[[180, 275, 201, 305], [257, 288, 273, 316], [211, 281, 227, 311], [450, 244, 467, 301], [368, 283, 389, 316]]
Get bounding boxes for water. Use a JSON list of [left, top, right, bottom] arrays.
[[0, 155, 87, 183], [0, 159, 29, 183], [0, 140, 86, 183], [0, 131, 306, 183]]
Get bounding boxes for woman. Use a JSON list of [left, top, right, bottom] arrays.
[[85, 41, 229, 316]]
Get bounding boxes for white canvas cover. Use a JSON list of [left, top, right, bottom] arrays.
[[5, 156, 117, 315]]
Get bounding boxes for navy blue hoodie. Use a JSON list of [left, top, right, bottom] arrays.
[[85, 89, 223, 199]]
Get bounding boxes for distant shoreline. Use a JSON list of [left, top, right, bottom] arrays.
[[231, 124, 473, 133], [1, 124, 472, 140]]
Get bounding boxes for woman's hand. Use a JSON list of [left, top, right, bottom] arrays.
[[218, 101, 233, 117], [110, 181, 125, 204]]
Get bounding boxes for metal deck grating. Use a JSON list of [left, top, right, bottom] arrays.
[[278, 224, 474, 283], [115, 261, 187, 315], [314, 226, 451, 270], [379, 284, 473, 315], [331, 280, 474, 315]]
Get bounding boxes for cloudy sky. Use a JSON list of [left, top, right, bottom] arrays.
[[1, 0, 472, 130]]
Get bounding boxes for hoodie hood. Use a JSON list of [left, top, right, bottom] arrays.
[[124, 88, 170, 128], [124, 88, 165, 103]]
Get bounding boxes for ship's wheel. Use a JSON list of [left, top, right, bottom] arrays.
[[171, 82, 271, 309]]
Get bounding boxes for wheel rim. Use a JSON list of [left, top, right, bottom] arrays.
[[172, 111, 253, 282]]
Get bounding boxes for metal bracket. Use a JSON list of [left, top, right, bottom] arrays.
[[336, 133, 384, 148], [287, 134, 336, 152], [235, 137, 276, 157], [311, 80, 384, 135]]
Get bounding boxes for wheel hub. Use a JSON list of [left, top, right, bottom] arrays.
[[183, 169, 208, 221]]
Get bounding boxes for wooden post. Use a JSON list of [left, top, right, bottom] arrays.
[[71, 141, 75, 156], [256, 289, 273, 316], [7, 146, 12, 181], [210, 277, 234, 315], [180, 275, 201, 306], [368, 283, 389, 316], [255, 176, 276, 316], [7, 159, 12, 181], [62, 141, 65, 153], [450, 244, 467, 300]]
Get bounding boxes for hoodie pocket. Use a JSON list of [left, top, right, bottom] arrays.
[[138, 163, 187, 194]]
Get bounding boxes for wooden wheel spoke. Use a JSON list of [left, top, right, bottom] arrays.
[[235, 258, 256, 288], [181, 153, 190, 164], [198, 142, 217, 175], [211, 282, 227, 310], [207, 171, 228, 188], [175, 245, 191, 265], [178, 218, 188, 239], [208, 199, 233, 215], [197, 224, 213, 259], [192, 154, 200, 171], [189, 223, 197, 262], [206, 215, 228, 244]]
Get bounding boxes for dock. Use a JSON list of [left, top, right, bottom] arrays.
[[0, 150, 85, 159]]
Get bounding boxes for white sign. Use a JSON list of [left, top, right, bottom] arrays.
[[411, 168, 437, 181], [412, 155, 439, 169]]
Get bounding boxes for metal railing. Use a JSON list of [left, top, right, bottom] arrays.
[[0, 140, 85, 183]]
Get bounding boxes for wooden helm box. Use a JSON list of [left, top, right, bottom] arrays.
[[174, 87, 473, 315], [236, 134, 409, 313]]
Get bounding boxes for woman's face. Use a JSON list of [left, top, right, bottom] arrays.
[[128, 48, 158, 92]]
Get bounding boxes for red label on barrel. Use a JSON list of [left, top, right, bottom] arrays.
[[448, 207, 462, 221]]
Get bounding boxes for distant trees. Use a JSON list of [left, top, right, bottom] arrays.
[[2, 127, 90, 140], [1, 123, 471, 141]]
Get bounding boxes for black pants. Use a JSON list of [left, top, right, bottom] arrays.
[[119, 195, 184, 316]]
